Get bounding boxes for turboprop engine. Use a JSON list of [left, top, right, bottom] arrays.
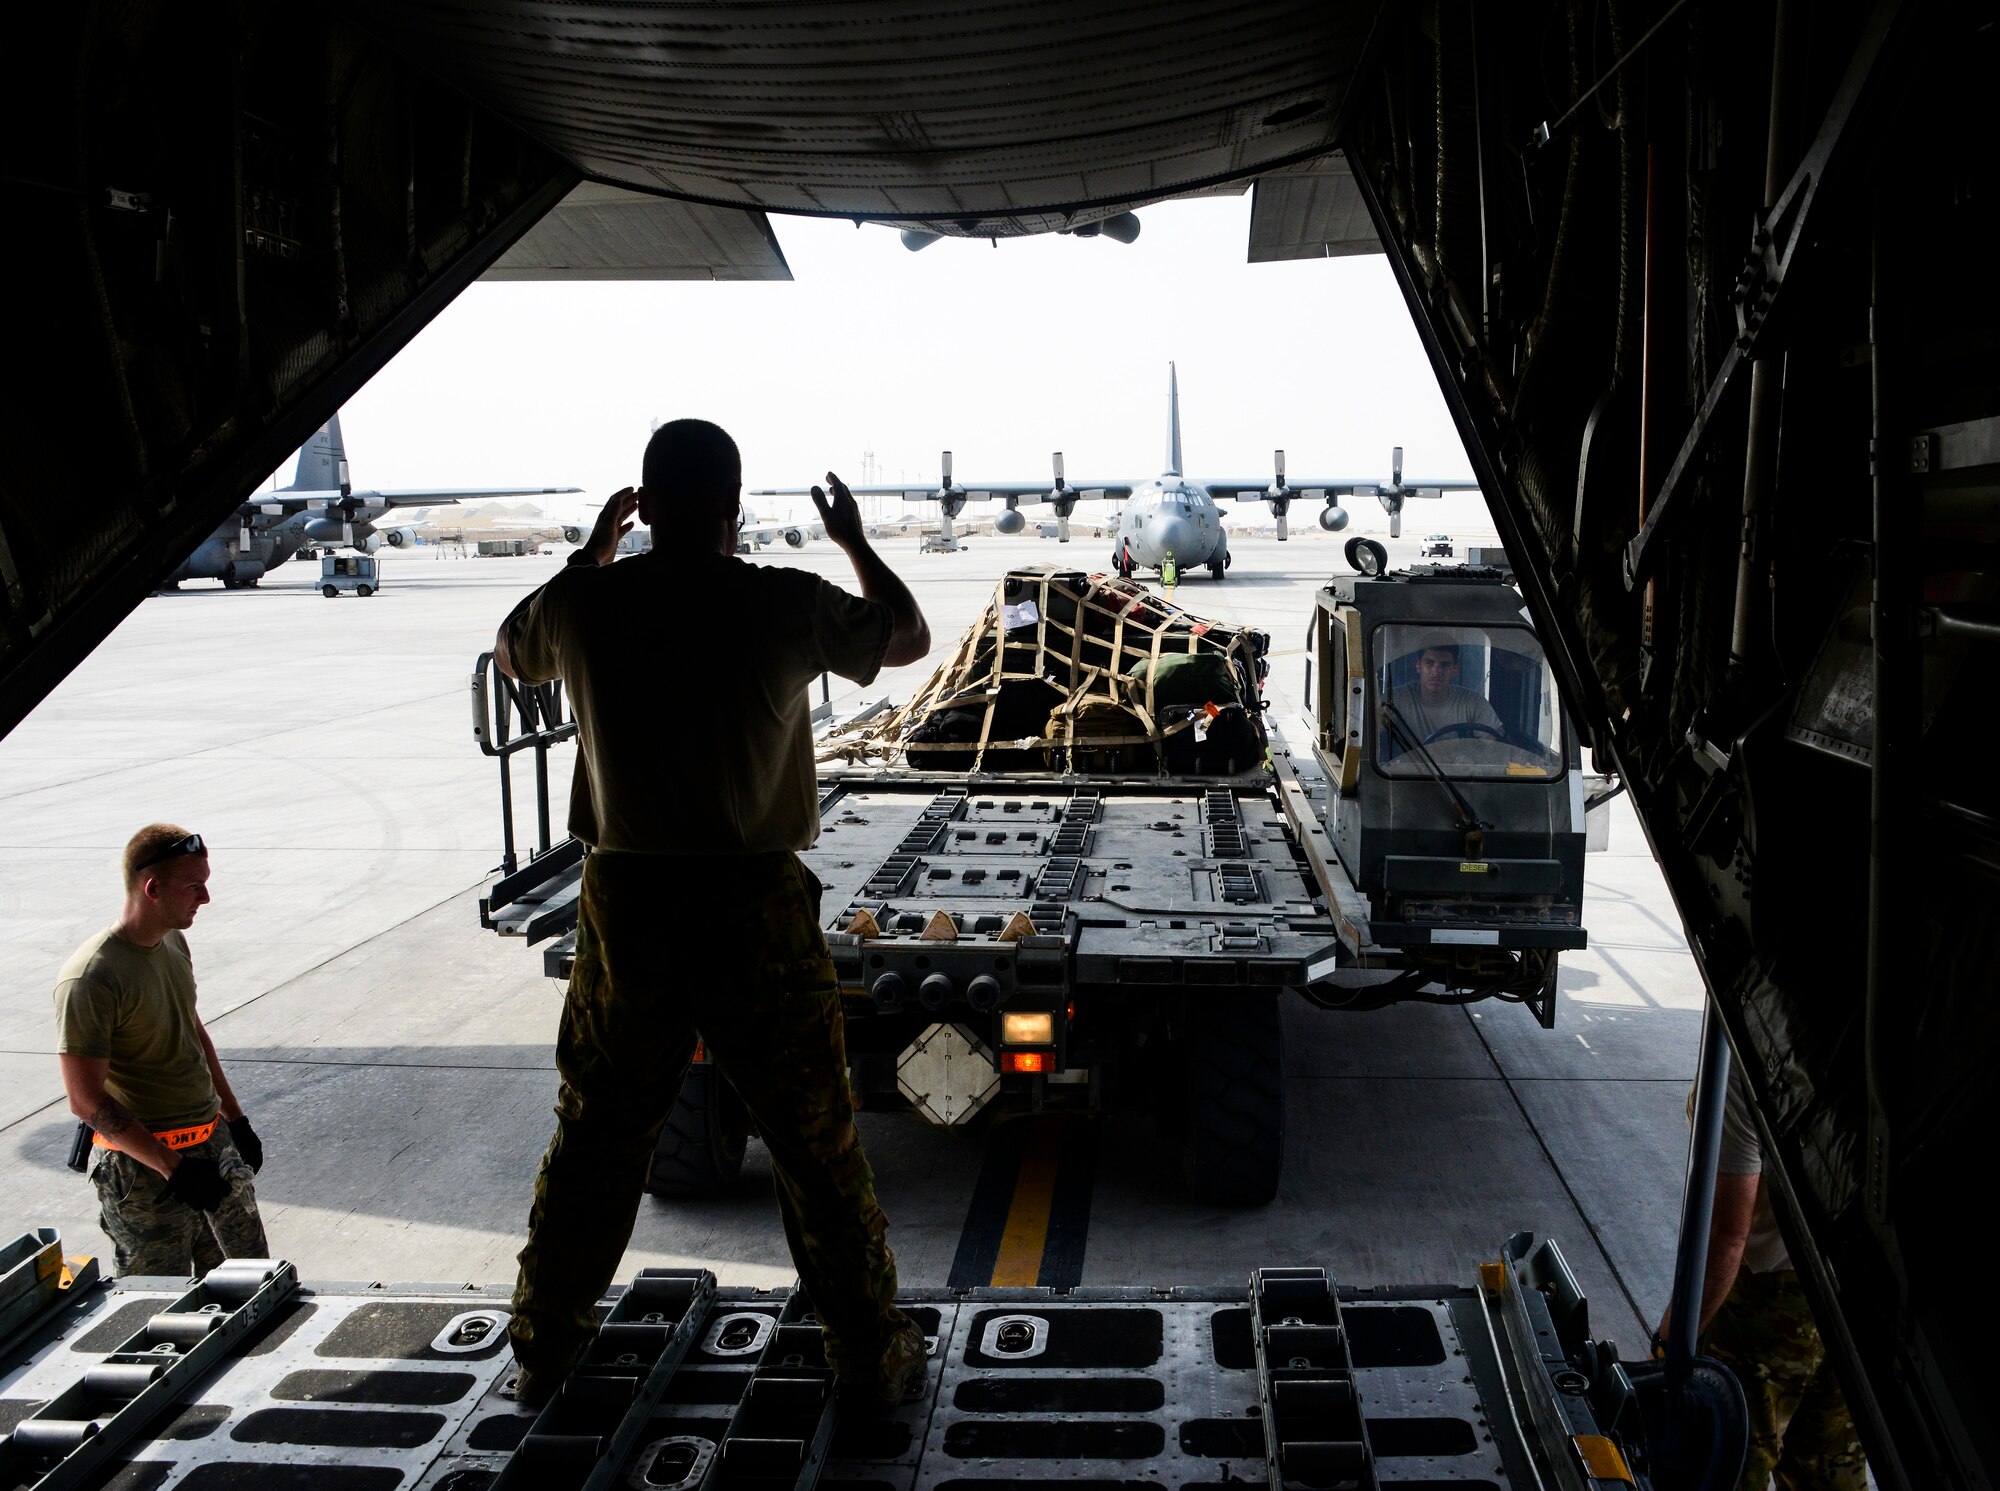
[[382, 527, 418, 548], [993, 507, 1027, 535], [1319, 505, 1351, 532]]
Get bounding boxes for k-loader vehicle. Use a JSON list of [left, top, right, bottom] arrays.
[[469, 563, 1606, 1208]]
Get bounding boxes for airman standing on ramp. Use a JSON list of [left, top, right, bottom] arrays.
[[495, 419, 931, 1410]]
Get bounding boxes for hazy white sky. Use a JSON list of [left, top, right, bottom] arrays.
[[318, 193, 1485, 531]]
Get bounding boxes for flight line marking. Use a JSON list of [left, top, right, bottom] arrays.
[[989, 1117, 1068, 1286], [947, 1114, 1098, 1290]]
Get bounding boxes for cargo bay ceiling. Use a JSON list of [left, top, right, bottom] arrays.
[[0, 0, 1370, 739], [3, 5, 1991, 1488]]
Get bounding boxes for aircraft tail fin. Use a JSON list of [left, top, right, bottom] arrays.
[[1165, 361, 1182, 476], [288, 413, 349, 493]]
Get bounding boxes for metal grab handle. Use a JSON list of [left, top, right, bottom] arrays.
[[471, 651, 579, 875], [470, 651, 576, 758]]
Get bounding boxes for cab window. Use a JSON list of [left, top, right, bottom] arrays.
[[1372, 623, 1563, 779], [1318, 611, 1349, 760]]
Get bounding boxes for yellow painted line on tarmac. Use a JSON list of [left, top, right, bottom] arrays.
[[988, 1116, 1067, 1286]]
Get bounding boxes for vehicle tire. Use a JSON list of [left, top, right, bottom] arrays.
[[357, 584, 373, 597], [645, 1061, 748, 1197], [1178, 988, 1284, 1204], [1209, 559, 1226, 580], [322, 584, 339, 598]]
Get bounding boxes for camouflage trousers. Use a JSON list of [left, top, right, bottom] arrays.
[[91, 1127, 266, 1278], [1704, 1268, 1867, 1490], [511, 849, 910, 1385]]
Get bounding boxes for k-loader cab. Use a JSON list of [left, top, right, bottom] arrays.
[[1287, 563, 1596, 1028]]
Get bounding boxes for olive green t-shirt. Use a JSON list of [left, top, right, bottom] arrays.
[[502, 549, 891, 854], [53, 929, 218, 1131]]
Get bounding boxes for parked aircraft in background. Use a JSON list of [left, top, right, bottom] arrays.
[[164, 414, 581, 587], [738, 506, 823, 551], [751, 363, 1476, 580], [382, 500, 586, 552], [608, 502, 823, 559]]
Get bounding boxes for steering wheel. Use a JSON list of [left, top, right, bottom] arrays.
[[1422, 721, 1508, 745]]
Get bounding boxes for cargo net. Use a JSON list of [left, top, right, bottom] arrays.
[[820, 566, 1270, 776]]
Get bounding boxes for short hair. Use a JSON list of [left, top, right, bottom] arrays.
[[123, 823, 205, 890], [1416, 630, 1459, 656], [643, 420, 741, 511]]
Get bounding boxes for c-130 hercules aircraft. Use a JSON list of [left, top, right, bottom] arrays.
[[164, 413, 581, 588], [751, 362, 1478, 578]]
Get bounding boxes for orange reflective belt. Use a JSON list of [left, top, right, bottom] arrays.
[[93, 1114, 219, 1153]]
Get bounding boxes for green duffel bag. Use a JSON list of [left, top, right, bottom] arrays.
[[1126, 650, 1241, 711]]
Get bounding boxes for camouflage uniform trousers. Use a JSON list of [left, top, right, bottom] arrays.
[[511, 849, 914, 1389], [1703, 1268, 1867, 1490], [90, 1126, 266, 1277]]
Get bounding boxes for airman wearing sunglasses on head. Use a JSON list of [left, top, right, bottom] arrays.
[[54, 824, 269, 1276]]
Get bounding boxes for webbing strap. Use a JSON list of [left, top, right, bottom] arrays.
[[93, 1114, 219, 1154]]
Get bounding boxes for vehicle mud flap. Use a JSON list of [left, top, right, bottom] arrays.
[[645, 1060, 749, 1198], [1620, 1355, 1749, 1490], [1528, 949, 1559, 1029], [1176, 987, 1284, 1205]]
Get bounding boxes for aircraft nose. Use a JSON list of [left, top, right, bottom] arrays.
[[1147, 514, 1195, 557]]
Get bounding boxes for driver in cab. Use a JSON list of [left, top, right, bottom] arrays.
[[1384, 631, 1503, 758]]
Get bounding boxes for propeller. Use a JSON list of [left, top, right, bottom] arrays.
[[303, 491, 365, 547], [1049, 451, 1074, 543], [1380, 445, 1409, 538], [1265, 448, 1293, 540], [933, 450, 965, 539]]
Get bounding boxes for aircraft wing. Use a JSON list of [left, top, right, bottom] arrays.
[[1204, 477, 1481, 500], [244, 485, 582, 512], [748, 481, 1136, 504]]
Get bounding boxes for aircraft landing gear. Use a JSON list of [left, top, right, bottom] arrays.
[[1115, 545, 1135, 580], [1209, 556, 1227, 580]]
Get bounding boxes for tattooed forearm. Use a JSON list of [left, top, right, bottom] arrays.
[[88, 1098, 137, 1137]]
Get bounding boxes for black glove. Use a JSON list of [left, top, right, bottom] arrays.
[[163, 1156, 229, 1213], [228, 1115, 263, 1173]]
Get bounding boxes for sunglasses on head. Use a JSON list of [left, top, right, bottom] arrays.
[[136, 833, 205, 872]]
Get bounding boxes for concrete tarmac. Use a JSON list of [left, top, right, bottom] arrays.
[[0, 527, 1698, 1353]]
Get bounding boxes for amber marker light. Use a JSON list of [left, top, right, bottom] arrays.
[[1001, 1011, 1055, 1046]]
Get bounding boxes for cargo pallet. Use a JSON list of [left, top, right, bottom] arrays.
[[0, 1228, 1654, 1490]]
